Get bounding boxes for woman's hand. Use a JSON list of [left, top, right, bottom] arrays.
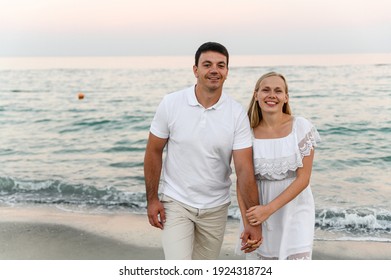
[[246, 205, 271, 226]]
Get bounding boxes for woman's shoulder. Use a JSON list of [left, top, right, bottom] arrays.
[[294, 116, 312, 125], [293, 115, 321, 145], [294, 116, 318, 131]]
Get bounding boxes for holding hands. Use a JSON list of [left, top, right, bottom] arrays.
[[240, 224, 263, 253], [240, 204, 272, 253]]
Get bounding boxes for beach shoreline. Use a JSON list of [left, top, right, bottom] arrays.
[[0, 205, 390, 260]]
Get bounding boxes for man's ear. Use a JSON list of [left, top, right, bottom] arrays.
[[193, 65, 198, 78]]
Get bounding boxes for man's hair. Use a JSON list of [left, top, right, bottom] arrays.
[[194, 42, 229, 67]]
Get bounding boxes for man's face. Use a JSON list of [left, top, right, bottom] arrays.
[[193, 51, 228, 91]]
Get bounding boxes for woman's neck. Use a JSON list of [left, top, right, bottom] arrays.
[[261, 113, 289, 128], [254, 113, 293, 139]]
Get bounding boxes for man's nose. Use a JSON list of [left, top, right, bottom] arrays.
[[210, 65, 218, 72]]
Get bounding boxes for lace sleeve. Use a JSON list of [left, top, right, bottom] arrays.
[[296, 117, 321, 157]]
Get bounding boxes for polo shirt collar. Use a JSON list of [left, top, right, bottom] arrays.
[[187, 85, 227, 110]]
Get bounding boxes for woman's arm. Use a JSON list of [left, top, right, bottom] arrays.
[[246, 149, 315, 225]]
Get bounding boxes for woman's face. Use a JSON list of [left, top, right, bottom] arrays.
[[254, 75, 288, 113]]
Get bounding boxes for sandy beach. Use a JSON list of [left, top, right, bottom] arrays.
[[0, 205, 390, 260]]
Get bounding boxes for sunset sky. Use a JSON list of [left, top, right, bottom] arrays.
[[1, 0, 390, 56]]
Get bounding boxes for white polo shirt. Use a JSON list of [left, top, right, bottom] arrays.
[[150, 85, 252, 209]]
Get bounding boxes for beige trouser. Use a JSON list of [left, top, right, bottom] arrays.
[[161, 194, 229, 260]]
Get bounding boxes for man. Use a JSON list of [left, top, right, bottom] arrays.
[[144, 42, 261, 259]]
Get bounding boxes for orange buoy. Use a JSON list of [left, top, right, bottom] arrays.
[[78, 92, 85, 100]]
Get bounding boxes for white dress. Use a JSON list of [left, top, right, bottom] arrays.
[[238, 116, 320, 260]]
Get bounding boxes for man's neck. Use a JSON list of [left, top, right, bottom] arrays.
[[194, 84, 222, 109]]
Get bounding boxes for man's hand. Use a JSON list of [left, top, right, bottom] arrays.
[[147, 199, 166, 230]]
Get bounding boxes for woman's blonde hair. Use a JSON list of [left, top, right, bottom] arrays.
[[247, 72, 292, 128]]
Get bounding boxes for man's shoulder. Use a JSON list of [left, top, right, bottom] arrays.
[[169, 85, 193, 96], [222, 92, 246, 112], [163, 86, 192, 102]]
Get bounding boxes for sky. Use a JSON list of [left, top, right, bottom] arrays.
[[1, 0, 391, 56]]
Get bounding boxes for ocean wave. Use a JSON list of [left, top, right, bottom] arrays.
[[0, 176, 146, 211], [109, 162, 143, 168], [229, 204, 391, 236], [319, 126, 390, 136], [321, 156, 391, 169], [1, 176, 390, 239], [315, 208, 391, 232], [105, 146, 145, 153]]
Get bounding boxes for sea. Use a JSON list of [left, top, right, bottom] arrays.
[[1, 54, 390, 243]]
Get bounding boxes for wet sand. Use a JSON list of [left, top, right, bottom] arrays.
[[0, 206, 390, 260]]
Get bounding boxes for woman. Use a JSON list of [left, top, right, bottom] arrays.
[[237, 72, 320, 260]]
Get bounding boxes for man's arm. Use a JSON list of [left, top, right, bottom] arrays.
[[144, 132, 168, 229], [233, 147, 262, 248], [233, 147, 259, 209], [237, 182, 262, 253]]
